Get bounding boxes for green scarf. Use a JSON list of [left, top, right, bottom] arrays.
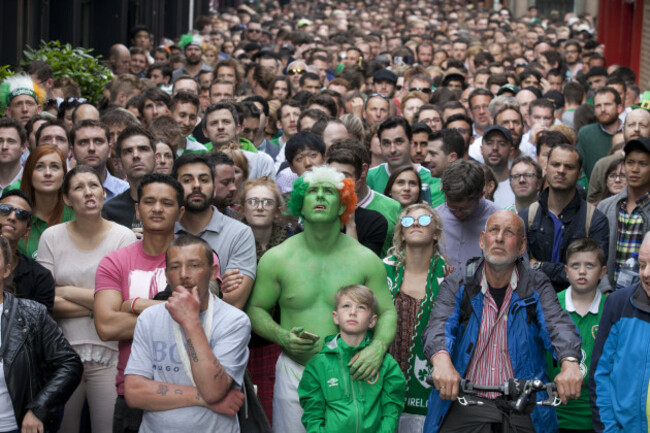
[[384, 253, 445, 415]]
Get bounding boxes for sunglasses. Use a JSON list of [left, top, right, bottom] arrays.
[[247, 28, 261, 33], [288, 68, 305, 76], [0, 203, 32, 222], [401, 214, 433, 228], [409, 87, 432, 94]]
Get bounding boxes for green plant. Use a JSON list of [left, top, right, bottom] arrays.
[[0, 66, 15, 83], [21, 40, 112, 103]]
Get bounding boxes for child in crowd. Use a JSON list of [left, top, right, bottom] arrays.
[[298, 284, 406, 432], [547, 238, 607, 432]]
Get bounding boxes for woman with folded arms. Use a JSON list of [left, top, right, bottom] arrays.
[[37, 165, 136, 433]]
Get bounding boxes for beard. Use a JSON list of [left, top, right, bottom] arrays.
[[184, 193, 211, 213], [186, 53, 202, 66]]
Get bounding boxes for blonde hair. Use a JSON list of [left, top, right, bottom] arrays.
[[221, 146, 250, 180], [242, 176, 285, 214], [549, 123, 577, 146], [334, 284, 377, 314], [388, 203, 444, 266]]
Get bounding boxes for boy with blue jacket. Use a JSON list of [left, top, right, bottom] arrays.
[[298, 284, 406, 432]]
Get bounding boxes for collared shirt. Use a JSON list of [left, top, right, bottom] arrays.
[[615, 190, 650, 281], [273, 136, 288, 172], [174, 206, 257, 279], [465, 268, 518, 399], [0, 167, 23, 195], [103, 169, 129, 202], [564, 286, 602, 316]]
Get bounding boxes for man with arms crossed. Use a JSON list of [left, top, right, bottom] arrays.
[[124, 235, 250, 432], [94, 174, 185, 432], [246, 165, 397, 433]]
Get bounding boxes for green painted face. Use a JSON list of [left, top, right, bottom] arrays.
[[301, 182, 344, 223]]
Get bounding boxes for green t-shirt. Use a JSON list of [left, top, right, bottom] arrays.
[[546, 288, 605, 431], [366, 163, 444, 208], [203, 138, 257, 153], [361, 189, 402, 257], [19, 204, 75, 260]]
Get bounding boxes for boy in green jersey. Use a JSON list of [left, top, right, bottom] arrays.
[[547, 238, 607, 432]]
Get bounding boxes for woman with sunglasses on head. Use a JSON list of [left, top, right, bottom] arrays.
[[241, 176, 291, 425], [383, 203, 447, 432], [18, 145, 75, 260], [36, 165, 137, 433]]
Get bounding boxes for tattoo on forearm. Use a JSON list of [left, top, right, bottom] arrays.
[[157, 385, 169, 396], [174, 389, 183, 395], [195, 390, 201, 401], [187, 339, 199, 362], [213, 358, 226, 381]]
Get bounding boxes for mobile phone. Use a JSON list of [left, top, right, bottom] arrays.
[[301, 331, 320, 342]]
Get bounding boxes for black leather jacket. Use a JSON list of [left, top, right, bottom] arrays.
[[1, 291, 82, 429]]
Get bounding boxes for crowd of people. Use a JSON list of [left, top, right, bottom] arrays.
[[0, 0, 649, 432]]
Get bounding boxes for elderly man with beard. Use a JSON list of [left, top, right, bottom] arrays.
[[172, 153, 256, 310], [422, 210, 583, 433], [171, 35, 213, 83], [577, 87, 624, 179]]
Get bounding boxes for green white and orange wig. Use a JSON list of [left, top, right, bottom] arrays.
[[0, 74, 46, 112], [288, 165, 357, 225]]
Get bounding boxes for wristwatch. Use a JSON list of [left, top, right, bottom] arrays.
[[561, 356, 579, 364]]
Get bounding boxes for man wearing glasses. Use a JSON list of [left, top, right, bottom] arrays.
[[173, 153, 256, 310], [507, 156, 543, 213], [244, 21, 262, 42]]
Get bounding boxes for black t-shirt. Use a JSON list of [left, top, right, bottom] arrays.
[[488, 283, 508, 312]]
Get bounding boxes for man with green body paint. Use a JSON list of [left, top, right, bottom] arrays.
[[246, 165, 397, 433]]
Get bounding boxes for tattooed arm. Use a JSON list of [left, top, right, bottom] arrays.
[[166, 286, 234, 404], [124, 375, 244, 416], [184, 328, 233, 404], [124, 376, 204, 411]]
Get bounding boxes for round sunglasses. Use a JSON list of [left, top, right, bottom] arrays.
[[401, 214, 433, 227]]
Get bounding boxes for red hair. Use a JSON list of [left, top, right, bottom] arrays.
[[20, 145, 67, 227]]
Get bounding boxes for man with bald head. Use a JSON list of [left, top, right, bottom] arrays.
[[423, 210, 583, 433], [108, 44, 131, 75]]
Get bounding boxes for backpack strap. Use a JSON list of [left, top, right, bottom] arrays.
[[527, 202, 540, 261], [585, 202, 596, 236]]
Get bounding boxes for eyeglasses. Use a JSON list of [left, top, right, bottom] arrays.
[[401, 214, 433, 227], [288, 69, 305, 76], [0, 203, 32, 222], [607, 173, 626, 181], [509, 173, 538, 181], [245, 198, 276, 209], [409, 87, 432, 94]]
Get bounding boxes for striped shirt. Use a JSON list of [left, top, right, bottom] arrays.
[[465, 268, 518, 399], [615, 191, 650, 282]]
